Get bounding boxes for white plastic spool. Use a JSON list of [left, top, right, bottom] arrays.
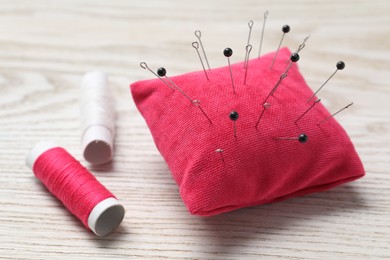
[[80, 71, 115, 165]]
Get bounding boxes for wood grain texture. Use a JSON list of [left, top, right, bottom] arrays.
[[0, 0, 389, 259]]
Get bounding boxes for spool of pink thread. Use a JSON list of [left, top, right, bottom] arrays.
[[26, 141, 125, 236]]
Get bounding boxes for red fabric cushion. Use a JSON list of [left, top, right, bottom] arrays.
[[130, 48, 365, 216]]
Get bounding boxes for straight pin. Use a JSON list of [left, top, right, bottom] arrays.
[[258, 10, 269, 58], [215, 149, 225, 163], [194, 30, 210, 70], [140, 62, 174, 90], [275, 133, 308, 143], [317, 102, 353, 125], [295, 98, 321, 124], [270, 25, 290, 69], [244, 20, 254, 69], [307, 61, 345, 103], [224, 48, 236, 94], [244, 44, 252, 85], [192, 41, 209, 81], [270, 52, 300, 96], [255, 103, 270, 129], [229, 111, 239, 139], [157, 67, 212, 124], [255, 53, 299, 129], [296, 35, 310, 54]]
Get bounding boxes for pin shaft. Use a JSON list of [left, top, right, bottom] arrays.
[[307, 69, 337, 103], [295, 99, 321, 124], [317, 102, 353, 125], [195, 30, 210, 70], [258, 11, 268, 58], [140, 62, 174, 90], [192, 42, 209, 81]]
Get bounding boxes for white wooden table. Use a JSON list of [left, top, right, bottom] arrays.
[[1, 0, 389, 259]]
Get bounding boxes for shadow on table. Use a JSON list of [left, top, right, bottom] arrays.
[[197, 184, 367, 254]]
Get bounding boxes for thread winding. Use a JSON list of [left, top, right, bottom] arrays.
[[80, 71, 115, 165], [27, 142, 124, 236]]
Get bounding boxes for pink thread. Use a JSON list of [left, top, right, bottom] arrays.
[[32, 147, 115, 229]]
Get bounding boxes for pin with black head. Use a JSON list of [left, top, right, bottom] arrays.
[[140, 62, 174, 90], [317, 102, 353, 126], [270, 25, 290, 69], [244, 44, 252, 85], [255, 52, 299, 129], [192, 41, 209, 81], [307, 61, 345, 103], [156, 67, 191, 100], [229, 111, 239, 139], [258, 10, 269, 58], [275, 133, 308, 143], [224, 48, 236, 94], [269, 52, 300, 97], [215, 148, 225, 163], [194, 30, 210, 70], [244, 20, 254, 69], [157, 67, 213, 124], [295, 98, 321, 124]]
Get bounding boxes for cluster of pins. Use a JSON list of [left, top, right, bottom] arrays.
[[139, 11, 353, 161]]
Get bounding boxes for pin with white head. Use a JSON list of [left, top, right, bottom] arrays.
[[140, 62, 174, 90], [192, 41, 209, 81], [244, 44, 253, 85], [80, 71, 115, 165], [317, 102, 353, 126], [157, 67, 212, 124], [275, 133, 308, 143], [224, 48, 236, 94], [258, 10, 269, 58], [295, 98, 321, 124], [270, 25, 290, 69], [244, 20, 254, 69], [307, 61, 345, 103], [215, 148, 225, 163], [194, 30, 210, 70], [229, 111, 239, 139]]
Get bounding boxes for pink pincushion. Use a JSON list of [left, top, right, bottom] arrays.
[[130, 47, 365, 216]]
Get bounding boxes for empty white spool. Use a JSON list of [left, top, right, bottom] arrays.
[[80, 71, 115, 165]]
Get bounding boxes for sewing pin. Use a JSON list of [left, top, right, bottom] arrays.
[[244, 44, 252, 85], [229, 111, 239, 139], [317, 102, 353, 126], [255, 53, 299, 129], [270, 25, 290, 69], [296, 35, 310, 54], [157, 67, 212, 124], [215, 149, 225, 163], [255, 103, 271, 129], [258, 10, 269, 58], [192, 41, 209, 81], [269, 52, 300, 96], [307, 61, 345, 103], [140, 62, 174, 90], [194, 30, 210, 70], [295, 98, 321, 124], [275, 133, 308, 143], [224, 48, 236, 94], [244, 20, 254, 69]]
